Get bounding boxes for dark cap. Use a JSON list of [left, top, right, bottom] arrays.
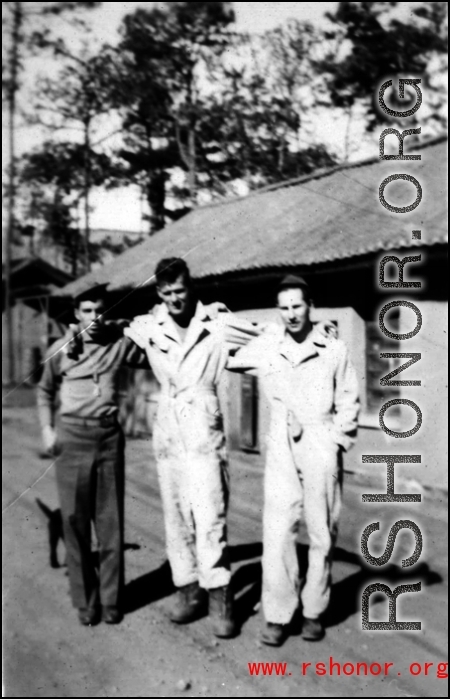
[[277, 274, 311, 303], [278, 274, 308, 290], [73, 283, 108, 305]]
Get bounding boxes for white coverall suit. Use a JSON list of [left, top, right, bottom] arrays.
[[125, 301, 260, 590], [228, 326, 359, 623]]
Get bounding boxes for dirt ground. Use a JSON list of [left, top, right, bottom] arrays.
[[2, 389, 448, 698]]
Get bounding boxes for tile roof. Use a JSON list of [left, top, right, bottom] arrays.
[[55, 137, 447, 297]]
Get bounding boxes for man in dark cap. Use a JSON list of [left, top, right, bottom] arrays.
[[228, 274, 359, 646], [37, 284, 148, 626]]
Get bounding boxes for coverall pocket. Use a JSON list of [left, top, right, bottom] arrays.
[[306, 424, 339, 457], [323, 425, 340, 451]]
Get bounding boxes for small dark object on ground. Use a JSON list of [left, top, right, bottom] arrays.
[[36, 498, 65, 568]]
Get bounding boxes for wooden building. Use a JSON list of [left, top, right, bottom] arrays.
[[2, 257, 72, 385], [54, 137, 448, 488]]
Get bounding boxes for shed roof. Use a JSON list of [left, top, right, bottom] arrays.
[[3, 256, 73, 291], [56, 136, 447, 298]]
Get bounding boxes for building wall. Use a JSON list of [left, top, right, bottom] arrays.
[[117, 367, 160, 438], [397, 300, 447, 489], [348, 301, 448, 491], [2, 303, 49, 385]]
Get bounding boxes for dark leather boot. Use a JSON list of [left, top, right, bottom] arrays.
[[208, 586, 235, 638], [302, 617, 325, 641], [261, 622, 287, 647], [102, 605, 123, 624], [169, 582, 207, 624], [78, 606, 101, 626]]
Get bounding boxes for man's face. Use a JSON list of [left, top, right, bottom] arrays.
[[277, 287, 310, 336], [157, 274, 192, 319], [74, 299, 105, 337]]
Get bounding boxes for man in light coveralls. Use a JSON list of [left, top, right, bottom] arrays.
[[229, 275, 359, 645], [124, 258, 262, 638]]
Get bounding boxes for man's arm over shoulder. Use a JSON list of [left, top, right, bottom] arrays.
[[98, 317, 154, 359], [121, 335, 151, 369], [207, 303, 267, 353], [331, 338, 360, 451], [123, 311, 157, 350], [226, 327, 277, 373]]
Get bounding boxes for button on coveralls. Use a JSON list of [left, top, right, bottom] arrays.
[[125, 302, 260, 590], [229, 327, 359, 623]]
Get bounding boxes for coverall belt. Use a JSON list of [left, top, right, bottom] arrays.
[[61, 415, 118, 428]]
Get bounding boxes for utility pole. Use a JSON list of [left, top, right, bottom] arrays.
[[83, 116, 91, 273], [5, 2, 23, 385]]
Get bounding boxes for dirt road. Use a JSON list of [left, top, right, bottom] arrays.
[[2, 394, 448, 697]]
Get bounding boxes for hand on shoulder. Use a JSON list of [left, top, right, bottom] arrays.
[[314, 320, 338, 340], [125, 310, 158, 348]]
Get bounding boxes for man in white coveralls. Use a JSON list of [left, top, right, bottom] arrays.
[[228, 274, 359, 646], [125, 257, 263, 638]]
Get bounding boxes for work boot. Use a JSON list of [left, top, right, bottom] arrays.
[[302, 617, 325, 641], [102, 605, 123, 625], [78, 606, 101, 626], [261, 622, 288, 647], [169, 582, 207, 624], [208, 586, 235, 638]]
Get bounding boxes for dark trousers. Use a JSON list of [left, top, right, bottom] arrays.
[[55, 421, 125, 610]]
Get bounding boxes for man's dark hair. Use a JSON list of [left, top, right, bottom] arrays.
[[73, 284, 107, 309], [155, 258, 192, 287], [276, 274, 312, 305]]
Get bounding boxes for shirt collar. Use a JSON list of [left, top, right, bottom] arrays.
[[277, 325, 328, 366], [152, 300, 211, 350], [153, 299, 209, 325]]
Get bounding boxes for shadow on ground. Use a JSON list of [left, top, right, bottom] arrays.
[[124, 560, 175, 613], [229, 542, 443, 631]]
